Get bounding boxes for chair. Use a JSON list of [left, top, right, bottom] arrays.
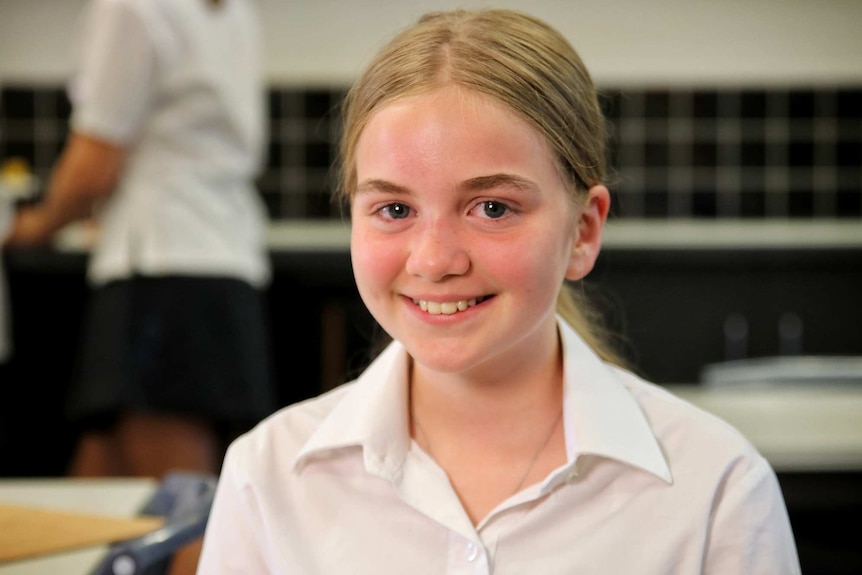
[[90, 471, 217, 575]]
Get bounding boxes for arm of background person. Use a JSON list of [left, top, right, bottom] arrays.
[[3, 132, 125, 248], [4, 0, 153, 249]]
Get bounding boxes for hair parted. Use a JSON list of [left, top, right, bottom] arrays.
[[337, 8, 605, 205]]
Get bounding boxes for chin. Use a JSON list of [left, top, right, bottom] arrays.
[[403, 341, 491, 376]]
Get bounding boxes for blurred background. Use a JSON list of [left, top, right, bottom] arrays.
[[0, 1, 860, 573]]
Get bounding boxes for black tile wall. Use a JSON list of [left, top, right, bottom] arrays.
[[612, 88, 862, 219], [257, 87, 345, 218], [2, 84, 861, 220]]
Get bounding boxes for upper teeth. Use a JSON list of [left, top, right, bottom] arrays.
[[413, 298, 480, 315]]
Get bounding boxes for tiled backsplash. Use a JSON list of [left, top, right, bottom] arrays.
[[2, 84, 860, 219]]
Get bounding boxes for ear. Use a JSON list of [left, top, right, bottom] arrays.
[[565, 185, 610, 281]]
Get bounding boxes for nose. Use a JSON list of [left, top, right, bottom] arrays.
[[405, 218, 470, 281]]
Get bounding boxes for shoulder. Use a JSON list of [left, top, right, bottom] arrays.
[[223, 383, 356, 479], [612, 367, 768, 475], [88, 0, 192, 28], [82, 0, 159, 40], [88, 0, 151, 19], [84, 0, 140, 23]]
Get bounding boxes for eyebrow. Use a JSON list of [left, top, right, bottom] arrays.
[[355, 174, 538, 196], [461, 174, 538, 194], [355, 179, 409, 196]]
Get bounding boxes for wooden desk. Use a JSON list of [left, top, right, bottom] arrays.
[[0, 478, 157, 575]]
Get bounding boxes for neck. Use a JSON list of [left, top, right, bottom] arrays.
[[408, 335, 565, 449], [409, 329, 564, 432], [408, 348, 567, 525]]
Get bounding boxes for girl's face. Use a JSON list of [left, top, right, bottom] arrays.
[[350, 86, 602, 381]]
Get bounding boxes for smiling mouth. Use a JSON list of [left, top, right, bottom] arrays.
[[411, 296, 489, 315]]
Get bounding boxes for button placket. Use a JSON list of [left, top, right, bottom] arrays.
[[465, 542, 479, 562], [447, 531, 491, 574]]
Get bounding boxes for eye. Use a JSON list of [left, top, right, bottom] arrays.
[[379, 202, 411, 220], [478, 200, 510, 219]]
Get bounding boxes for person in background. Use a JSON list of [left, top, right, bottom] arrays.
[[0, 189, 11, 364], [197, 8, 800, 574], [0, 156, 37, 366], [0, 194, 10, 365], [3, 0, 275, 572]]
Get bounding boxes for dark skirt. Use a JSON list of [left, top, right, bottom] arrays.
[[66, 275, 276, 430]]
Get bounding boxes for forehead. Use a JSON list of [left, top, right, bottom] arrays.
[[355, 86, 561, 186], [363, 86, 535, 141]]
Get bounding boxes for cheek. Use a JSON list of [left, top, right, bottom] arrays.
[[489, 232, 571, 298], [350, 230, 403, 298]]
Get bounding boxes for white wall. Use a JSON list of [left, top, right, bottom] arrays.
[[1, 0, 861, 87]]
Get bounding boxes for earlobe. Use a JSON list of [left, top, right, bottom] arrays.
[[565, 185, 610, 281]]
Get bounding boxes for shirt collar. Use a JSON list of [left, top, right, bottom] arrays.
[[294, 316, 672, 484], [293, 341, 412, 479], [558, 318, 672, 484]]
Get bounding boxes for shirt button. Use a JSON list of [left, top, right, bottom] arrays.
[[466, 542, 479, 562], [566, 472, 578, 484]]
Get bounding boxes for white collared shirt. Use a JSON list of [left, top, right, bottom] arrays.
[[72, 0, 270, 286], [198, 318, 800, 574]]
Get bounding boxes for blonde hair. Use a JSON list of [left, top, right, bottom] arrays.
[[337, 9, 625, 366]]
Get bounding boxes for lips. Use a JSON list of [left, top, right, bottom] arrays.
[[411, 296, 489, 315]]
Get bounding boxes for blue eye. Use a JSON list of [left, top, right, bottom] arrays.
[[482, 201, 509, 219], [381, 203, 411, 219]]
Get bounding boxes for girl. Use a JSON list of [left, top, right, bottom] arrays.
[[198, 9, 800, 574]]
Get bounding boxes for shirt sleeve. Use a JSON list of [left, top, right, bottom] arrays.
[[197, 441, 271, 574], [70, 0, 156, 144], [702, 454, 801, 574]]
